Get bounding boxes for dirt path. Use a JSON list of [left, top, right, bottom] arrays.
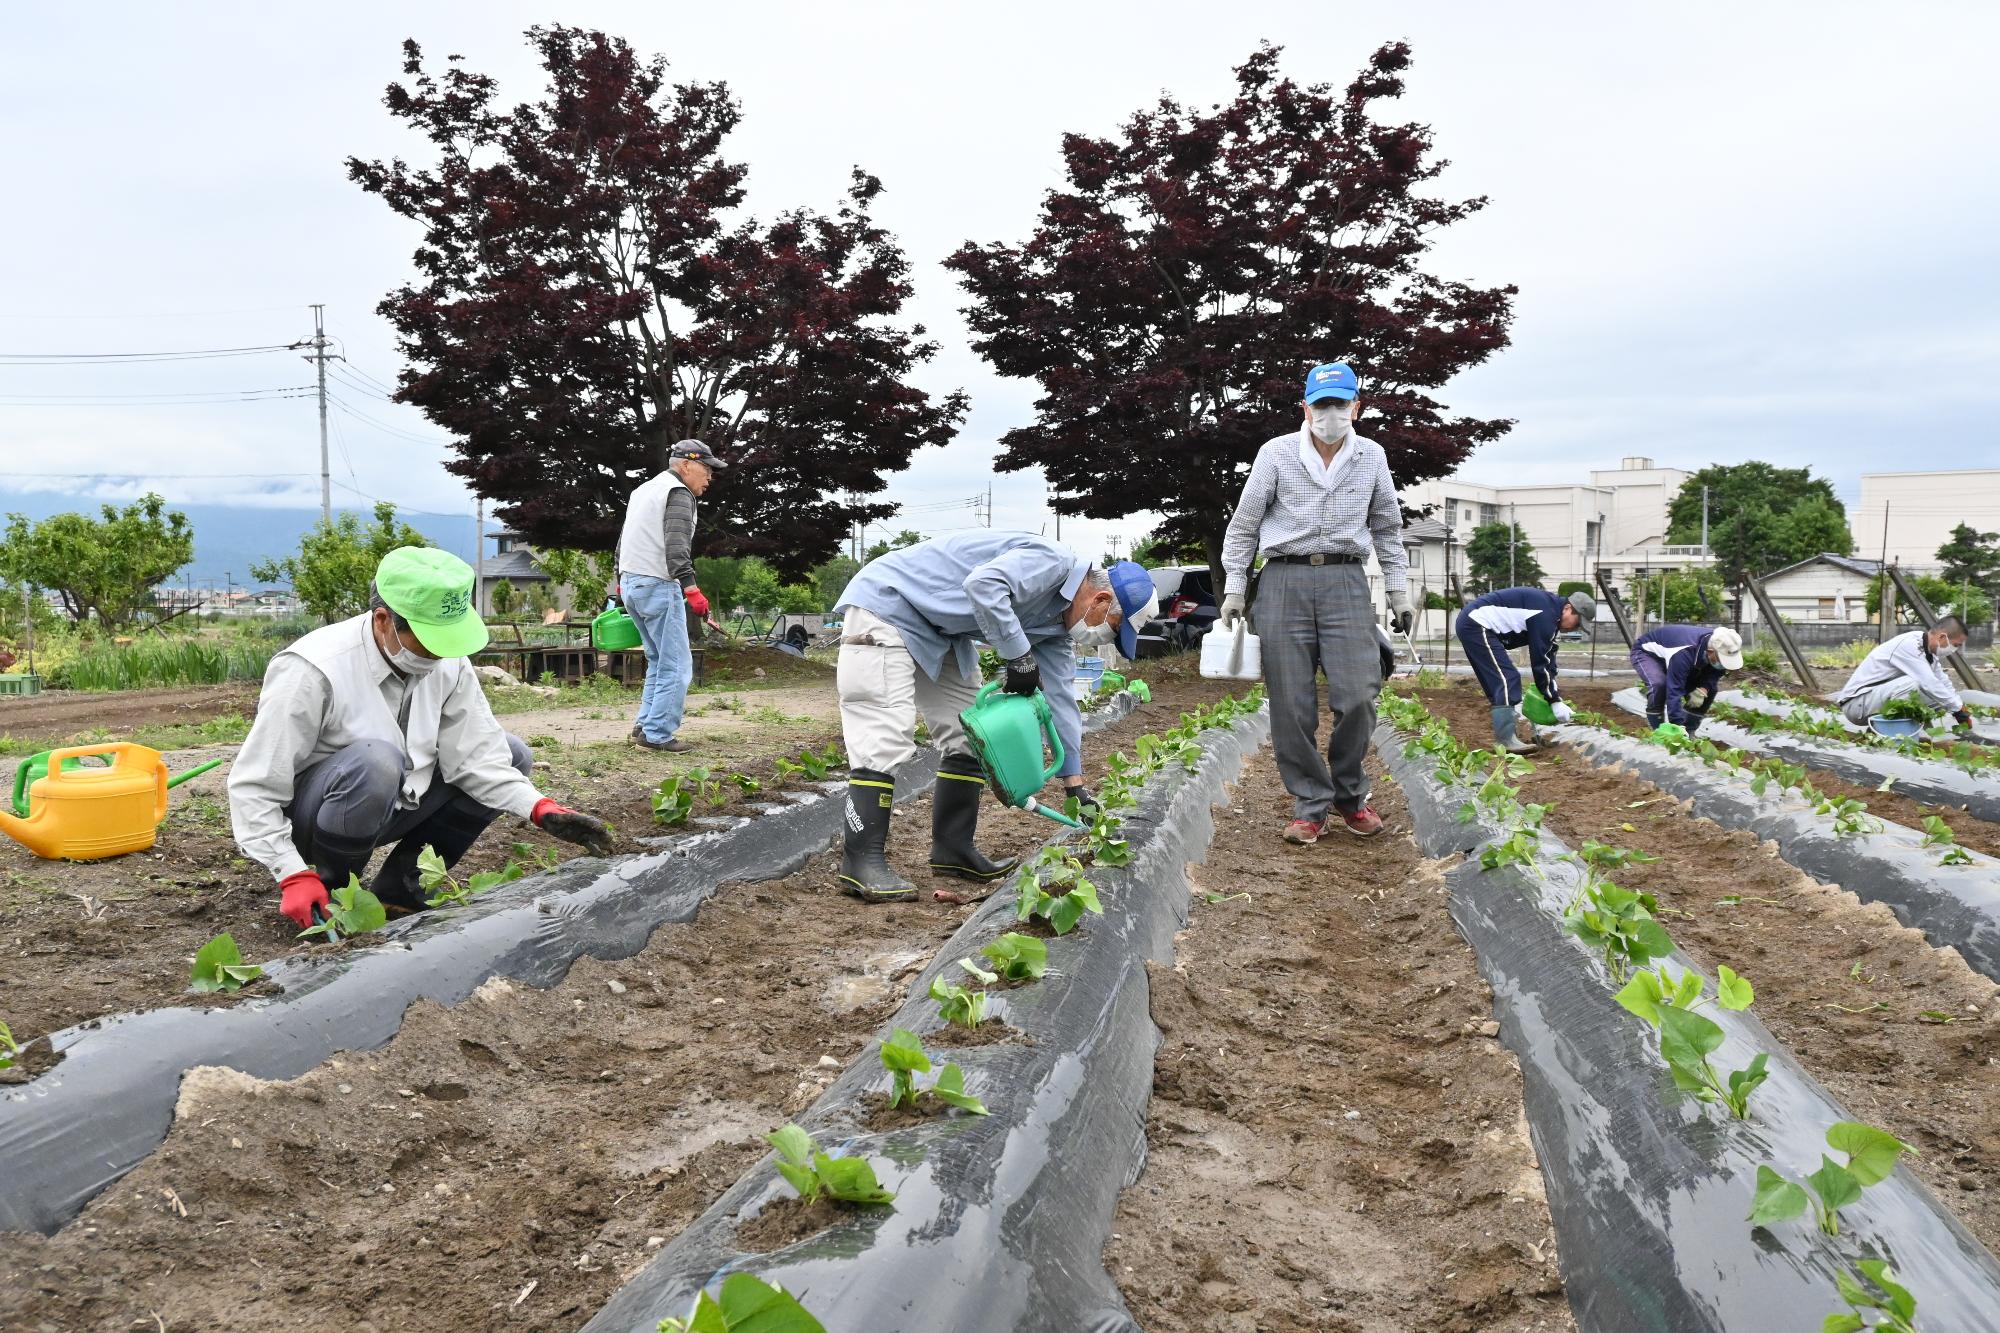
[[1108, 744, 1573, 1333], [1416, 682, 2000, 1256], [0, 681, 1237, 1331], [0, 682, 258, 746]]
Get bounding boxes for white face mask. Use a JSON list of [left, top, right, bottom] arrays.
[[1936, 640, 1960, 659], [1308, 401, 1353, 445], [388, 622, 442, 677], [1070, 616, 1117, 649]]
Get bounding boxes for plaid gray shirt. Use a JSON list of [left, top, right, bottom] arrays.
[[1220, 427, 1408, 596]]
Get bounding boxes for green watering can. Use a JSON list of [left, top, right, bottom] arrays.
[[592, 601, 643, 651], [1521, 684, 1558, 727], [958, 681, 1083, 828], [10, 748, 224, 819]]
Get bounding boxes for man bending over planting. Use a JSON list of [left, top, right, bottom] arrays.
[[1832, 617, 1976, 732], [1456, 585, 1596, 753], [832, 531, 1158, 903], [1632, 624, 1743, 732], [229, 547, 614, 928]]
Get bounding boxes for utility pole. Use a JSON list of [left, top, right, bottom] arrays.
[[1108, 534, 1123, 561], [309, 305, 333, 523], [985, 481, 993, 528], [1879, 503, 1892, 641], [1508, 503, 1517, 586], [473, 496, 484, 616], [1701, 485, 1709, 558]]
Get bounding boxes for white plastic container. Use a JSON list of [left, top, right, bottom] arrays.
[[1200, 622, 1262, 680]]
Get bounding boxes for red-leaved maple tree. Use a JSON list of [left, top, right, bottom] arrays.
[[946, 42, 1514, 577], [348, 27, 964, 575]]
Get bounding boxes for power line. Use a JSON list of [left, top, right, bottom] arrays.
[[327, 392, 452, 447], [0, 342, 305, 364], [0, 387, 313, 406], [0, 304, 309, 321], [0, 470, 316, 479]]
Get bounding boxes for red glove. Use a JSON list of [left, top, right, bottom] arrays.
[[532, 799, 614, 856], [280, 870, 331, 929], [684, 585, 711, 618]]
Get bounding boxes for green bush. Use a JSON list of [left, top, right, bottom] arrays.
[[1740, 646, 1781, 673], [1557, 581, 1592, 599], [49, 638, 279, 691]]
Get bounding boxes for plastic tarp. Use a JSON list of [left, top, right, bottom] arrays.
[[1610, 688, 2000, 823], [583, 709, 1271, 1333], [1376, 721, 2000, 1333], [1718, 688, 2000, 745], [1551, 724, 2000, 983]]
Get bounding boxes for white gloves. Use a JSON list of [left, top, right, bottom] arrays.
[[1387, 589, 1414, 634], [1219, 592, 1246, 630], [1550, 701, 1575, 723]]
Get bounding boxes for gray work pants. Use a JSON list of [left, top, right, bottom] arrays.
[[835, 608, 975, 772], [1838, 677, 1919, 726], [289, 735, 532, 904], [1253, 560, 1382, 822]]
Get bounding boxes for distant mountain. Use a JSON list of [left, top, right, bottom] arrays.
[[0, 492, 485, 589]]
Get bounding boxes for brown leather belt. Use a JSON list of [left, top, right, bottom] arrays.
[[1268, 552, 1362, 566]]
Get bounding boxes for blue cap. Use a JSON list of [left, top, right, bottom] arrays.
[[1304, 362, 1359, 403], [1107, 560, 1157, 660]]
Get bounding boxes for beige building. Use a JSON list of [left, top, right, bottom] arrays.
[[1746, 554, 1879, 624], [1849, 470, 2000, 573]]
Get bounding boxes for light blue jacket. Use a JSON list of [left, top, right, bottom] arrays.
[[838, 531, 1088, 777]]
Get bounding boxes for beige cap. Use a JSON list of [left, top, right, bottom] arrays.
[[1711, 627, 1744, 670]]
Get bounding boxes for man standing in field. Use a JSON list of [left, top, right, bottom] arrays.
[[833, 532, 1157, 903], [1455, 585, 1595, 752], [1631, 623, 1742, 732], [229, 547, 613, 928], [1832, 617, 1976, 731], [616, 439, 726, 753], [1218, 361, 1413, 846]]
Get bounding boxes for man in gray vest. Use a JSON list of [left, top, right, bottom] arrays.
[[616, 439, 726, 752], [229, 547, 614, 929], [1219, 361, 1414, 846]]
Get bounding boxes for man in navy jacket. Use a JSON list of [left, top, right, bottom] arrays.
[[1631, 624, 1743, 730], [1455, 587, 1596, 752]]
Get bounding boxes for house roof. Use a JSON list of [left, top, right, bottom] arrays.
[[479, 549, 548, 581], [1401, 518, 1450, 543], [1761, 552, 1884, 583]]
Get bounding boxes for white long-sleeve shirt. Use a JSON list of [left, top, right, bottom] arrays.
[[1833, 629, 1964, 715], [1220, 427, 1408, 596], [228, 617, 543, 881]]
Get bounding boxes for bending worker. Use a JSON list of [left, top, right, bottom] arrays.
[[229, 547, 614, 928], [1456, 585, 1596, 752], [1219, 361, 1413, 846], [616, 438, 726, 753], [1831, 617, 1975, 731], [1631, 623, 1743, 731], [833, 531, 1157, 903]]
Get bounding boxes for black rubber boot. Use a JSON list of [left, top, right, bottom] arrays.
[[928, 754, 1019, 882], [839, 769, 917, 904], [371, 793, 505, 914]]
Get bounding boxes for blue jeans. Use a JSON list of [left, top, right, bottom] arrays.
[[624, 574, 691, 742]]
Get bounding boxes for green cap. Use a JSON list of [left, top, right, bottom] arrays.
[[376, 547, 488, 658]]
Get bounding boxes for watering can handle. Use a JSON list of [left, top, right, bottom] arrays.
[[970, 679, 1066, 786], [1230, 619, 1246, 673]]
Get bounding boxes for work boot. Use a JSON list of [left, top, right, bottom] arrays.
[[928, 754, 1019, 882], [838, 768, 917, 904], [1492, 706, 1537, 754]]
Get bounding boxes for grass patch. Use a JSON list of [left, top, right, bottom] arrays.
[[49, 638, 279, 691]]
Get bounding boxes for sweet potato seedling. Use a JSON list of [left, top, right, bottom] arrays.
[[297, 877, 388, 940], [1823, 1260, 1921, 1333], [766, 1123, 896, 1207], [189, 933, 264, 993], [418, 844, 526, 907], [650, 774, 696, 826], [0, 1019, 19, 1071], [1750, 1121, 1917, 1237], [979, 932, 1048, 981], [1562, 879, 1675, 981], [1615, 964, 1766, 1117], [1014, 853, 1104, 935], [654, 1272, 827, 1333], [878, 1028, 988, 1115], [929, 976, 989, 1029], [1478, 830, 1539, 871]]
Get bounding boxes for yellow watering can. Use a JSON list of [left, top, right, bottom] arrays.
[[0, 742, 171, 861]]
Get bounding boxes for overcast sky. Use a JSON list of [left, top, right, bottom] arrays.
[[3, 1, 1996, 564]]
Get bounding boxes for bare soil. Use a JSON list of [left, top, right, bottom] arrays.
[[0, 682, 259, 748], [1108, 744, 1573, 1333], [1417, 682, 2000, 1254], [1563, 684, 2000, 857], [0, 677, 1239, 1331]]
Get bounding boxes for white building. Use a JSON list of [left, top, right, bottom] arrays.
[[1747, 554, 1879, 624], [1397, 456, 1711, 594], [1849, 470, 2000, 573]]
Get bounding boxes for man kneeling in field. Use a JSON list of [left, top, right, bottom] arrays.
[[228, 547, 613, 929]]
